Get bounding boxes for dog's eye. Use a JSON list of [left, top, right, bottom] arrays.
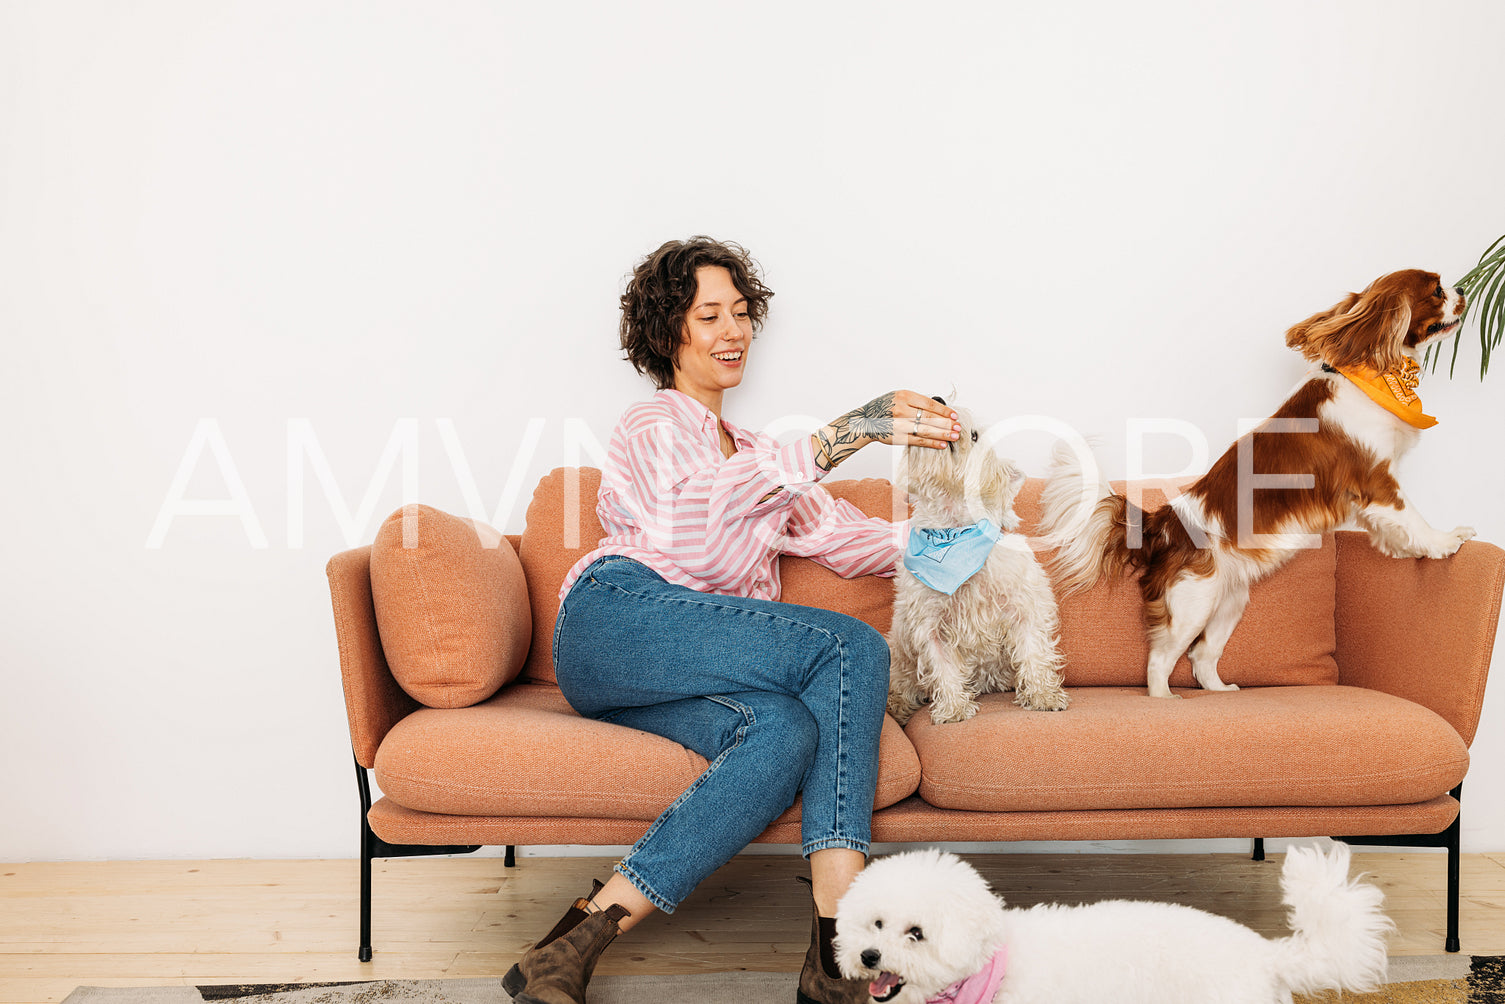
[[1435, 286, 1445, 299], [969, 430, 979, 442], [907, 926, 925, 941], [873, 919, 883, 930]]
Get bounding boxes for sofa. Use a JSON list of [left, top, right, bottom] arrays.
[[326, 467, 1504, 960]]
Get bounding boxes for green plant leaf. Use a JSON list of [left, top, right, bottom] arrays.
[[1481, 268, 1505, 377], [1474, 258, 1505, 374], [1453, 235, 1505, 380]]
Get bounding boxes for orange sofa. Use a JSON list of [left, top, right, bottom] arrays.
[[327, 468, 1504, 960]]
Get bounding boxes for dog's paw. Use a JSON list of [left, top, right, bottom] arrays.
[[1446, 526, 1477, 553], [929, 698, 978, 724], [1018, 687, 1071, 712], [1406, 527, 1477, 559], [886, 693, 921, 726]]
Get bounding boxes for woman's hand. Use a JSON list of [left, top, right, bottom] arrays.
[[811, 391, 960, 472]]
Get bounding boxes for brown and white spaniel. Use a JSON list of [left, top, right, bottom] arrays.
[[1042, 269, 1473, 698]]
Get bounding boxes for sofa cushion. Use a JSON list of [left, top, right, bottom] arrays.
[[518, 469, 606, 685], [777, 478, 908, 636], [1012, 480, 1339, 688], [904, 686, 1468, 812], [369, 505, 531, 708], [521, 470, 1337, 689], [373, 683, 922, 820]]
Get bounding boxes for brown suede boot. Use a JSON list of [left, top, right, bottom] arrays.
[[795, 877, 871, 1004], [502, 880, 630, 1004]]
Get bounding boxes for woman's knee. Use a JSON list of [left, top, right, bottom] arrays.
[[718, 693, 817, 813], [744, 693, 819, 767], [839, 618, 891, 690]]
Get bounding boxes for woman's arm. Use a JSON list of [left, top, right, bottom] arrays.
[[811, 391, 959, 473], [782, 488, 910, 578]]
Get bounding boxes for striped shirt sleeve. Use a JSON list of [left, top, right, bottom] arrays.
[[563, 390, 907, 600], [779, 485, 908, 579], [613, 406, 820, 588]]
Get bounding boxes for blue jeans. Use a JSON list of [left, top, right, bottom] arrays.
[[552, 556, 889, 913]]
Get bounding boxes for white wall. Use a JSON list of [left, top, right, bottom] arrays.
[[2, 0, 1502, 861]]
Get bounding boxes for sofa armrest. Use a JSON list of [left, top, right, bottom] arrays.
[[1334, 531, 1505, 745], [327, 546, 420, 767]]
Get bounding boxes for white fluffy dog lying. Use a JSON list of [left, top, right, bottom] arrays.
[[887, 400, 1069, 724], [835, 846, 1392, 1004]]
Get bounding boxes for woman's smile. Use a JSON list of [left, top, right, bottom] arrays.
[[673, 265, 755, 412]]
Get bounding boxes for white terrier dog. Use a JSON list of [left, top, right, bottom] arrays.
[[887, 400, 1068, 724], [834, 846, 1392, 1004]]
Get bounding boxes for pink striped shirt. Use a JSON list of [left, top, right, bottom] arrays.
[[559, 389, 910, 601]]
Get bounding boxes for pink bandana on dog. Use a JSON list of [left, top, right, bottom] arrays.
[[926, 945, 1008, 1004]]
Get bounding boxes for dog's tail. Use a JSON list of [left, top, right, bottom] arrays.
[[1272, 843, 1393, 997], [1039, 440, 1135, 596]]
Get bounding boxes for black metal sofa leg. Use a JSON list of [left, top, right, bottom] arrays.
[[356, 757, 377, 962], [1446, 816, 1462, 953], [1331, 782, 1464, 953], [353, 755, 488, 960]]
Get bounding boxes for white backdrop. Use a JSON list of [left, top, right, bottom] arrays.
[[3, 0, 1503, 861]]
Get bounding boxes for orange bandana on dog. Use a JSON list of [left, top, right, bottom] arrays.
[[1333, 358, 1438, 429]]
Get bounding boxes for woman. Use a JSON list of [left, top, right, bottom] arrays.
[[504, 237, 960, 1004]]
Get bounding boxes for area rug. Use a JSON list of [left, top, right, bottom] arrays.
[[62, 973, 775, 1004], [60, 956, 1505, 1003]]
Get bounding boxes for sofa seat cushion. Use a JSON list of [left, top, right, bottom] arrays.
[[905, 686, 1467, 812], [374, 682, 922, 820]]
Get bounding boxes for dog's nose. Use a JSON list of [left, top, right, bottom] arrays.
[[860, 948, 881, 969], [931, 395, 946, 406]]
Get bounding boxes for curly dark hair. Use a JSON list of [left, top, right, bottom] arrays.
[[619, 236, 775, 390]]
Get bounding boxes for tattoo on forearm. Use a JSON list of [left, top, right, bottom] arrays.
[[814, 393, 896, 472]]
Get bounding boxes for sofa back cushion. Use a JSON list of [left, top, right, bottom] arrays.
[[519, 469, 1337, 688], [516, 470, 906, 684], [1013, 481, 1339, 688], [778, 478, 909, 636], [518, 468, 608, 685], [370, 505, 532, 707]]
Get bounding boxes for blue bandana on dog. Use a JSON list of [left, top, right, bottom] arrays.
[[903, 518, 1003, 595]]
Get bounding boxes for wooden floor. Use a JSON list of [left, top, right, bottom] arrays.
[[4, 850, 1505, 1004]]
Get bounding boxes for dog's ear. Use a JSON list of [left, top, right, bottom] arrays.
[[1001, 460, 1024, 531], [1286, 283, 1410, 371], [1004, 458, 1025, 494], [966, 444, 1018, 523], [1286, 292, 1358, 361]]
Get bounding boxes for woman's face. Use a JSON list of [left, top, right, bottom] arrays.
[[672, 265, 754, 406]]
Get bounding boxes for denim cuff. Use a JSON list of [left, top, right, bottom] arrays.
[[615, 860, 678, 914], [801, 835, 871, 859]]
